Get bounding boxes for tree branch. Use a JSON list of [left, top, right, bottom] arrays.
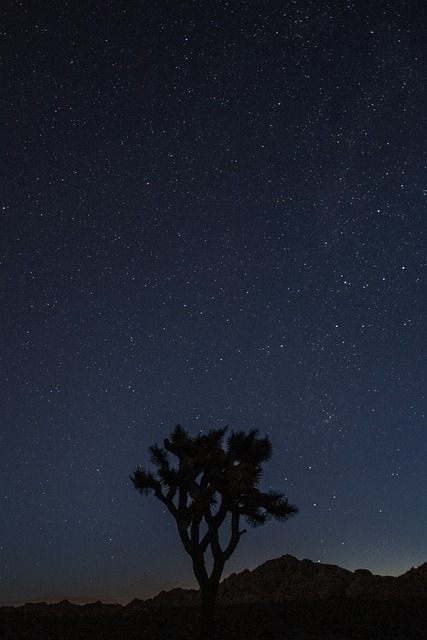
[[210, 554, 225, 587], [152, 486, 192, 554], [213, 496, 228, 527], [177, 526, 192, 555], [190, 514, 201, 550], [223, 510, 246, 560], [154, 487, 177, 517], [166, 485, 177, 503], [192, 551, 209, 590], [198, 494, 229, 554], [210, 527, 223, 559]]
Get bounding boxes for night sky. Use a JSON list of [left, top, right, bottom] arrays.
[[1, 0, 427, 606]]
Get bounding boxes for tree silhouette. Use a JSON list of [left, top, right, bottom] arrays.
[[131, 425, 297, 640]]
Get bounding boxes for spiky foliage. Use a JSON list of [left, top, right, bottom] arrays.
[[131, 424, 297, 556], [131, 425, 297, 640]]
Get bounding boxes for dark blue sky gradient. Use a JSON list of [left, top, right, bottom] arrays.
[[1, 0, 426, 605]]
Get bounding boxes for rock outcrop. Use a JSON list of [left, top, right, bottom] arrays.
[[4, 555, 427, 613], [218, 555, 353, 602], [137, 554, 427, 607], [141, 587, 199, 607]]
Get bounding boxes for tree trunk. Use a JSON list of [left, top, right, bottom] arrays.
[[200, 585, 217, 640]]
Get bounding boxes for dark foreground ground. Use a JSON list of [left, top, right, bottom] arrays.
[[1, 599, 427, 640]]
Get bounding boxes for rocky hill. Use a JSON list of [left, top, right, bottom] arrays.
[[140, 554, 427, 607], [2, 557, 427, 640]]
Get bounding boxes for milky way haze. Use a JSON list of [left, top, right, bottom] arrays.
[[1, 0, 426, 605]]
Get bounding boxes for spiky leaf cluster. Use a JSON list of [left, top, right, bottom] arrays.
[[131, 425, 297, 535]]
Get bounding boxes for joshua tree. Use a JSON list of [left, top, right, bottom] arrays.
[[130, 425, 297, 640]]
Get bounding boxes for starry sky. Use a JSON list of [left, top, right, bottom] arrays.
[[1, 0, 426, 606]]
